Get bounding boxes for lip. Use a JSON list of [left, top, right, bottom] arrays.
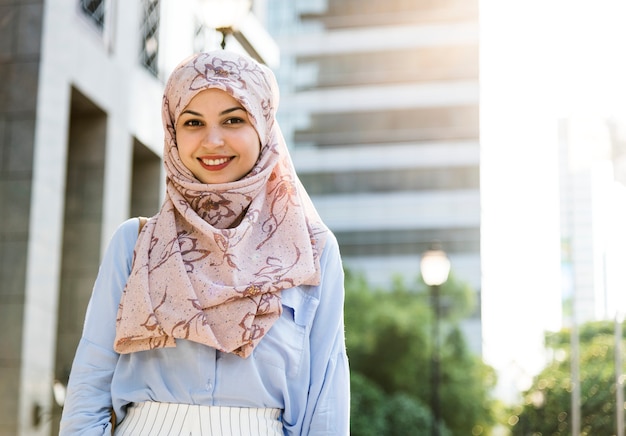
[[198, 156, 234, 171]]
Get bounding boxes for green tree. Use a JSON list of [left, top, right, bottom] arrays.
[[345, 269, 496, 435], [385, 393, 442, 435], [509, 321, 625, 435], [440, 326, 497, 435], [350, 373, 388, 436]]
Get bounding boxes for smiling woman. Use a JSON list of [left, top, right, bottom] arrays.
[[175, 88, 261, 184], [59, 50, 350, 435]]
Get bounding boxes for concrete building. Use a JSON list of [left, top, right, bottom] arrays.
[[0, 1, 275, 434], [265, 0, 482, 351]]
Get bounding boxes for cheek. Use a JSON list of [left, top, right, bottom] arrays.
[[250, 141, 261, 165], [174, 133, 196, 164], [176, 130, 195, 150], [239, 130, 261, 161]]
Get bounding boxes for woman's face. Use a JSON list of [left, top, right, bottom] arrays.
[[175, 88, 261, 184]]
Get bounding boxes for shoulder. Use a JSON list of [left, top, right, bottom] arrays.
[[321, 231, 340, 257], [101, 218, 143, 270], [288, 231, 344, 312], [110, 218, 142, 247], [118, 217, 143, 236], [318, 231, 343, 281]]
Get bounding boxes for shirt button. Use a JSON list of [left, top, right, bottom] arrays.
[[206, 380, 213, 391]]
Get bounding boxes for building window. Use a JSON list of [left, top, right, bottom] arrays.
[[141, 0, 160, 76], [335, 227, 480, 257], [79, 0, 106, 29], [299, 166, 479, 196]]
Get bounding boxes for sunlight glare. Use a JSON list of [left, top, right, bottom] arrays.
[[480, 0, 626, 403]]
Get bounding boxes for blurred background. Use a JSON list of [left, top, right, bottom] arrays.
[[1, 0, 625, 434]]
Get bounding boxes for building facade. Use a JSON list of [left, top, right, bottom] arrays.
[[0, 1, 274, 434], [265, 0, 482, 350]]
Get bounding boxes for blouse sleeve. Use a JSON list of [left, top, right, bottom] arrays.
[[59, 218, 139, 436], [301, 234, 351, 435]]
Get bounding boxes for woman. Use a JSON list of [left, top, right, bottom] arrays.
[[59, 50, 350, 435]]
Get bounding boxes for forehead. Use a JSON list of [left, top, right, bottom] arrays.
[[184, 88, 243, 110]]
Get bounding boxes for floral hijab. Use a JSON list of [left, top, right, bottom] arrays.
[[114, 51, 328, 358]]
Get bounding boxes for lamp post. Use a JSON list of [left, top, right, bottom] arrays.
[[420, 245, 451, 436], [198, 0, 251, 49]]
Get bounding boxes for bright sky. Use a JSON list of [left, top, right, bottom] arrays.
[[480, 0, 626, 402]]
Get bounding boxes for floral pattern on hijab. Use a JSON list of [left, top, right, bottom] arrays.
[[114, 51, 328, 358]]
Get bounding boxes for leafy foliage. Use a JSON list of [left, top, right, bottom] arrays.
[[345, 269, 496, 435], [350, 373, 388, 436], [508, 321, 625, 435], [385, 393, 446, 435]]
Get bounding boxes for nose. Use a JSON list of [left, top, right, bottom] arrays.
[[203, 126, 224, 147]]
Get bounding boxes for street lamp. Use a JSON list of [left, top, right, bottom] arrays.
[[198, 0, 251, 49], [420, 244, 451, 436]]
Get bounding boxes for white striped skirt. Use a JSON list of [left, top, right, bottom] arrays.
[[114, 402, 284, 436]]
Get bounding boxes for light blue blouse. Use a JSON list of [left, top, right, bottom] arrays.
[[59, 218, 350, 435]]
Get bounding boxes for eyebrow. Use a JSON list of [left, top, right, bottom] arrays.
[[180, 106, 245, 117]]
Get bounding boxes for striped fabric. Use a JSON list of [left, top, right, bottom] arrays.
[[114, 402, 283, 436]]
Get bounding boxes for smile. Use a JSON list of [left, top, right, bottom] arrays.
[[201, 157, 231, 166]]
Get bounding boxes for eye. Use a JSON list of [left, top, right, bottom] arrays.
[[224, 117, 245, 125], [183, 119, 203, 127]]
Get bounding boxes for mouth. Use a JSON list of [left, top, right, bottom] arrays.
[[199, 156, 233, 171]]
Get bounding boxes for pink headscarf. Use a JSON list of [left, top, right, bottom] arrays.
[[114, 51, 328, 358]]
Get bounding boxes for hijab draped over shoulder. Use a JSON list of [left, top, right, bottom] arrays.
[[114, 51, 329, 358]]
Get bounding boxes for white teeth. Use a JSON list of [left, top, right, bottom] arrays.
[[201, 157, 229, 166]]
